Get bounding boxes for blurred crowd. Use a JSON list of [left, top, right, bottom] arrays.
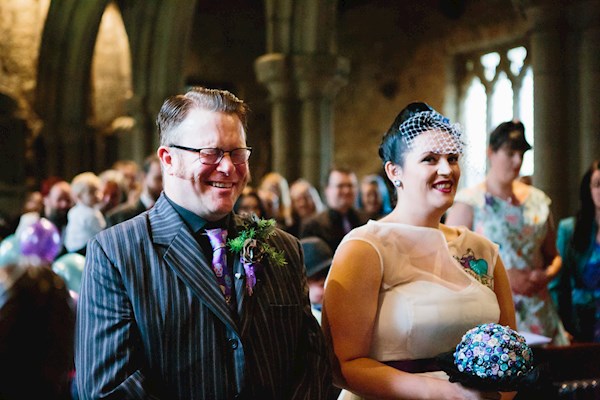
[[0, 125, 598, 398]]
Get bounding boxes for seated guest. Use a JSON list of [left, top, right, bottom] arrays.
[[64, 172, 106, 255], [112, 159, 141, 204], [258, 187, 280, 219], [357, 174, 392, 220], [288, 178, 325, 237], [234, 187, 267, 218], [301, 167, 368, 252], [42, 179, 73, 237], [259, 172, 293, 228], [0, 260, 75, 399], [300, 236, 332, 325], [106, 155, 163, 227], [15, 179, 73, 253], [98, 169, 127, 215], [551, 160, 600, 342]]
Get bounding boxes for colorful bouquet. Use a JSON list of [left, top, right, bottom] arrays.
[[437, 323, 542, 392]]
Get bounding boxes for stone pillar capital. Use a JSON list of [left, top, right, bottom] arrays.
[[255, 53, 350, 101], [254, 53, 294, 101], [292, 55, 350, 100]]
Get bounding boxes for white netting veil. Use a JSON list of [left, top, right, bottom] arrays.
[[398, 111, 464, 155]]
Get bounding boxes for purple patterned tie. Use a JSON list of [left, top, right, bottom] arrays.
[[205, 228, 234, 309]]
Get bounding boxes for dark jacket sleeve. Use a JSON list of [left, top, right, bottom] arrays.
[[286, 237, 334, 400], [76, 237, 158, 399]]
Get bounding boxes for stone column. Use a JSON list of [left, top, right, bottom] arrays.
[[58, 122, 95, 179], [0, 114, 27, 212], [255, 53, 301, 180], [524, 2, 570, 219], [572, 0, 600, 172], [294, 55, 349, 188]]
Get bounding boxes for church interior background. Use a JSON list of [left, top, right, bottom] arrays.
[[0, 0, 599, 222]]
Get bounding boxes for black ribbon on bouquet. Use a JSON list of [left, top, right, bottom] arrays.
[[435, 350, 548, 393]]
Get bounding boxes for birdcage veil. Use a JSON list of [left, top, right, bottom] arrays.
[[397, 110, 465, 155]]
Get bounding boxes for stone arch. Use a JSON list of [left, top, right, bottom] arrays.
[[117, 0, 198, 160], [35, 0, 197, 179], [36, 0, 109, 178]]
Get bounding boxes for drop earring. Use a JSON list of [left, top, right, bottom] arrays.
[[393, 179, 402, 188]]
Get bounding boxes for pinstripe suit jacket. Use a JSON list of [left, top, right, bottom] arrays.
[[76, 194, 332, 399]]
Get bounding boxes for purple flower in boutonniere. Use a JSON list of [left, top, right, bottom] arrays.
[[227, 214, 287, 296]]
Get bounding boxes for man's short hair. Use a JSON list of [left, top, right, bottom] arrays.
[[156, 87, 250, 146], [324, 165, 356, 188]]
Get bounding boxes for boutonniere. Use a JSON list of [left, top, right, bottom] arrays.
[[227, 214, 287, 295]]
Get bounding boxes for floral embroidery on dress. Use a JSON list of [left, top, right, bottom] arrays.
[[454, 248, 494, 289]]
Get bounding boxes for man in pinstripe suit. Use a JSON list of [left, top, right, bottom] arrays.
[[76, 87, 333, 399]]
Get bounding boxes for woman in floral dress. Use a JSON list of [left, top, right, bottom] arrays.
[[446, 120, 569, 345]]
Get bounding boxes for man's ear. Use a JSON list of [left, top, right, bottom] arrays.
[[384, 161, 402, 182], [157, 146, 175, 175]]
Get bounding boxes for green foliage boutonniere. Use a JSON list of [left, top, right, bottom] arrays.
[[227, 214, 287, 295]]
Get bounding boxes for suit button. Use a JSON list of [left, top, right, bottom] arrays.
[[228, 338, 238, 349]]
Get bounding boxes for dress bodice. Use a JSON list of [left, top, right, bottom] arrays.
[[339, 220, 501, 361]]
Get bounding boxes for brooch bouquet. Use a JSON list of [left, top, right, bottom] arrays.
[[436, 323, 544, 392], [227, 214, 286, 295]]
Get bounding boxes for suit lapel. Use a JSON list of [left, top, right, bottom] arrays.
[[150, 196, 239, 333], [233, 254, 246, 316], [229, 216, 251, 319]]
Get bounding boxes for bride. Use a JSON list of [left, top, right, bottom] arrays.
[[322, 103, 516, 400]]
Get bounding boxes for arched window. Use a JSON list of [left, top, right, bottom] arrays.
[[456, 45, 533, 188]]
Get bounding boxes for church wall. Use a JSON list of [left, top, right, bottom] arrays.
[[0, 0, 48, 128], [184, 2, 272, 183], [334, 1, 527, 181], [0, 0, 49, 214]]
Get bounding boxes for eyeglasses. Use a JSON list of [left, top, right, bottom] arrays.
[[170, 145, 252, 165]]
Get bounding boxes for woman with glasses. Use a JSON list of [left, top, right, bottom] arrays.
[[446, 121, 569, 345], [551, 160, 600, 342], [323, 103, 515, 399]]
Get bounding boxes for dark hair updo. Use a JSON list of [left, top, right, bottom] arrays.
[[379, 102, 460, 166], [488, 120, 531, 152]]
